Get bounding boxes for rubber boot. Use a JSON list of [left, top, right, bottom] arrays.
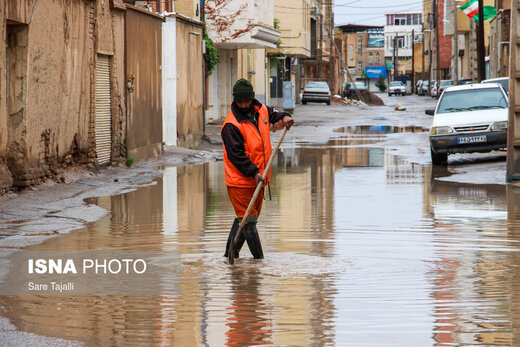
[[243, 215, 264, 259], [224, 218, 246, 258]]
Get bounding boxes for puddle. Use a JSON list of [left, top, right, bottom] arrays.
[[2, 127, 520, 345], [334, 125, 429, 134]]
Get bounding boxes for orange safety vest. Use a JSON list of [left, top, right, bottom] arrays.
[[222, 104, 272, 188]]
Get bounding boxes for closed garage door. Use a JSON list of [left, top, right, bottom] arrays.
[[95, 55, 112, 165]]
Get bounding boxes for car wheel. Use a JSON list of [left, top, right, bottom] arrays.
[[388, 93, 391, 96], [302, 100, 307, 105], [431, 149, 448, 166], [326, 99, 331, 105], [402, 92, 406, 96]]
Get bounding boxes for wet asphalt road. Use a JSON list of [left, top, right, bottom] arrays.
[[0, 92, 518, 346]]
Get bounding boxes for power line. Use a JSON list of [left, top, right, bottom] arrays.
[[334, 1, 423, 8], [336, 5, 424, 25]]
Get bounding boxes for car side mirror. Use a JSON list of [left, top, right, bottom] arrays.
[[425, 109, 435, 116]]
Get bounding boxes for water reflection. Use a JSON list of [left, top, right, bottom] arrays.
[[334, 125, 429, 135], [4, 127, 520, 345]]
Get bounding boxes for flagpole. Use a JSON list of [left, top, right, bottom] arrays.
[[476, 0, 485, 82]]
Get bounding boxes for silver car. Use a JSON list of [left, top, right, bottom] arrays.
[[301, 81, 331, 105], [388, 81, 406, 96]]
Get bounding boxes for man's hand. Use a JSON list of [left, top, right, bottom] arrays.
[[270, 121, 284, 132], [254, 172, 265, 186], [282, 115, 294, 129]]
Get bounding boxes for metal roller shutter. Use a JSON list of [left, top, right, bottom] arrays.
[[95, 55, 112, 165]]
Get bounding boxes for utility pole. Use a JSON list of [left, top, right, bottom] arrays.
[[411, 29, 415, 93], [428, 13, 432, 95], [476, 0, 485, 82], [506, 0, 520, 181], [434, 0, 440, 97], [452, 0, 458, 82], [392, 36, 396, 79], [422, 22, 425, 80], [394, 35, 399, 81]]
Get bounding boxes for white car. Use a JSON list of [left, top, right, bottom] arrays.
[[388, 81, 406, 96], [427, 83, 508, 166], [301, 81, 331, 105]]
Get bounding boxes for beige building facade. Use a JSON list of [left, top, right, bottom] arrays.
[[205, 0, 280, 120], [0, 0, 164, 189], [301, 0, 341, 95], [267, 0, 313, 105], [1, 0, 128, 188]]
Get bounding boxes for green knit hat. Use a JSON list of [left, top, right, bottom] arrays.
[[233, 78, 255, 102]]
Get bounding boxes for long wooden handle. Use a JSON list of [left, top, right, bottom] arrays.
[[234, 126, 288, 238]]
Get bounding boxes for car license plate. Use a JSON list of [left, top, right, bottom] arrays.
[[457, 135, 487, 144]]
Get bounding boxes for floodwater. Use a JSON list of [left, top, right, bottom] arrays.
[[2, 126, 520, 346]]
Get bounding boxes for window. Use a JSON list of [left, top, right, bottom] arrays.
[[357, 36, 362, 52], [376, 53, 380, 63], [357, 61, 362, 71], [394, 18, 405, 25], [406, 14, 412, 25], [349, 45, 354, 60], [397, 36, 404, 48], [369, 53, 373, 64]]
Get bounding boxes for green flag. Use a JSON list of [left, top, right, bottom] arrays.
[[474, 6, 497, 23], [458, 0, 497, 23]]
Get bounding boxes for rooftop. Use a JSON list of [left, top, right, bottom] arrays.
[[337, 24, 384, 33], [384, 10, 423, 15]]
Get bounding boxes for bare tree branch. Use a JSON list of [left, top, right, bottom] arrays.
[[205, 0, 256, 42]]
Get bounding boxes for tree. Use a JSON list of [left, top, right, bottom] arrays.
[[376, 75, 387, 92], [203, 29, 220, 75]]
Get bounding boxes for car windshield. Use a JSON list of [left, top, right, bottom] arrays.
[[440, 80, 454, 87], [390, 82, 402, 86], [354, 82, 366, 88], [306, 82, 328, 89], [423, 81, 429, 86], [436, 88, 508, 114]]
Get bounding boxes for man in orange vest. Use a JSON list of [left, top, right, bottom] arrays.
[[222, 79, 294, 259]]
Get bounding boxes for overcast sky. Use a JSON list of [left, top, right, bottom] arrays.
[[334, 0, 424, 26]]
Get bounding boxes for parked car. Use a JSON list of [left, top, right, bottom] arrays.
[[415, 80, 423, 94], [431, 80, 453, 97], [438, 80, 455, 96], [458, 78, 473, 85], [430, 80, 438, 97], [302, 81, 331, 105], [388, 81, 406, 96], [482, 77, 509, 95], [343, 82, 367, 98], [427, 83, 509, 166], [418, 80, 429, 96]]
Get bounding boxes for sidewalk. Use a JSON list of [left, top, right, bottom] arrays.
[[0, 144, 222, 250]]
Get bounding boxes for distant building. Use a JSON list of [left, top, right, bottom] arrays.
[[337, 24, 385, 90], [384, 11, 423, 77]]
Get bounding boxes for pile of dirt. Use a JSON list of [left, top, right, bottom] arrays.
[[331, 95, 368, 107], [350, 90, 385, 106]]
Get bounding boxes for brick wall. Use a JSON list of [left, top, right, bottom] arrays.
[[438, 0, 452, 69]]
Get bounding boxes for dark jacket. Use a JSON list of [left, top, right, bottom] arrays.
[[221, 99, 290, 178]]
